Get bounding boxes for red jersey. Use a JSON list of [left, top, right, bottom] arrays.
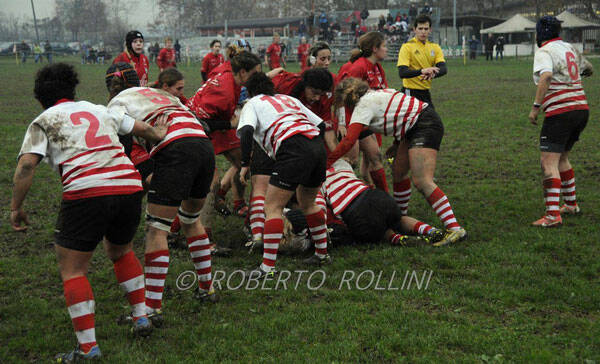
[[114, 51, 150, 86], [336, 61, 354, 84], [208, 60, 230, 79], [340, 57, 387, 89], [267, 43, 282, 69], [272, 70, 334, 131], [187, 63, 241, 154], [297, 43, 311, 71], [201, 52, 225, 76], [157, 48, 176, 70]]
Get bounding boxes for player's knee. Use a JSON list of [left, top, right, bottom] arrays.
[[177, 207, 201, 225], [146, 212, 174, 232]]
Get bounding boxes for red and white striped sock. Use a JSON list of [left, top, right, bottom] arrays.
[[187, 234, 212, 291], [427, 187, 461, 231], [559, 169, 577, 207], [249, 196, 265, 240], [113, 251, 146, 320], [305, 210, 328, 258], [315, 192, 327, 215], [543, 178, 561, 217], [261, 218, 283, 272], [63, 276, 96, 353], [369, 168, 389, 193], [412, 221, 433, 236], [393, 178, 411, 215], [144, 250, 169, 311], [390, 234, 406, 245]]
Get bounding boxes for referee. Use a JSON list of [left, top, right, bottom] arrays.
[[396, 14, 447, 107]]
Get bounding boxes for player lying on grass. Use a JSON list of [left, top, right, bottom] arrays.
[[528, 16, 594, 227], [328, 78, 467, 246], [10, 63, 169, 362], [234, 72, 331, 277], [106, 63, 219, 325]]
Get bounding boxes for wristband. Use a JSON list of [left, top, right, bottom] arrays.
[[533, 103, 541, 108]]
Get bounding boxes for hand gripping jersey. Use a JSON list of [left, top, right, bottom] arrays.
[[533, 38, 589, 117], [320, 159, 369, 216], [107, 87, 207, 156], [237, 94, 322, 158], [352, 89, 427, 140], [18, 100, 143, 200]]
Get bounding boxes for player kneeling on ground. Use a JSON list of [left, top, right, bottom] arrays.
[[10, 63, 169, 362], [234, 72, 331, 277], [528, 16, 593, 227], [328, 78, 467, 246], [322, 159, 445, 246]]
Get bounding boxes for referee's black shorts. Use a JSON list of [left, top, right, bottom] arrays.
[[401, 88, 434, 108]]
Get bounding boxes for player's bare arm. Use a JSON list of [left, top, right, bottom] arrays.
[[132, 113, 169, 142], [529, 72, 552, 125], [10, 153, 42, 231]]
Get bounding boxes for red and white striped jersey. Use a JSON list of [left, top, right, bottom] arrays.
[[533, 38, 589, 117], [237, 94, 322, 158], [18, 100, 143, 200], [320, 160, 369, 216], [108, 87, 207, 156], [350, 89, 427, 141]]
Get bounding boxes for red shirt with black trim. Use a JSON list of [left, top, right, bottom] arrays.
[[114, 51, 150, 86]]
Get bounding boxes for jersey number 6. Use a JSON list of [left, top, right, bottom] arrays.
[[565, 52, 579, 81], [70, 112, 112, 148]]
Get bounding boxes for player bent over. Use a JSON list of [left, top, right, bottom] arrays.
[[528, 16, 593, 227], [322, 159, 445, 246], [107, 65, 217, 324], [234, 72, 331, 277], [10, 64, 168, 362], [328, 78, 467, 245]]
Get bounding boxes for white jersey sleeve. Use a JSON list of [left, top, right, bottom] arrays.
[[533, 50, 553, 83], [117, 113, 136, 135], [350, 93, 377, 127], [237, 100, 259, 132], [19, 123, 48, 159]]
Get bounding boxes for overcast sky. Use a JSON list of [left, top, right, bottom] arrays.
[[0, 0, 158, 31]]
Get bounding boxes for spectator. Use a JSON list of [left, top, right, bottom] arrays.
[[44, 40, 52, 64], [395, 13, 402, 23], [33, 43, 42, 63], [485, 36, 495, 61], [496, 36, 505, 60], [331, 22, 341, 37], [19, 41, 30, 63], [360, 7, 370, 24], [237, 31, 252, 52], [409, 3, 418, 22], [421, 3, 433, 15], [257, 44, 266, 60], [152, 42, 160, 63], [468, 35, 479, 60], [378, 15, 386, 32], [319, 11, 329, 32], [402, 13, 409, 23], [298, 20, 307, 39], [174, 39, 181, 62], [97, 48, 106, 64], [80, 43, 88, 64], [387, 13, 393, 25]]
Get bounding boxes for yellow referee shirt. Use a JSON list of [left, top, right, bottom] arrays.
[[397, 38, 445, 90]]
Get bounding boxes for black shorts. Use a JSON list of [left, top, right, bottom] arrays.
[[405, 106, 444, 150], [148, 137, 215, 206], [402, 88, 434, 108], [250, 141, 275, 176], [340, 189, 403, 243], [270, 134, 327, 191], [540, 109, 589, 153], [136, 158, 154, 182], [55, 192, 144, 252], [359, 129, 374, 140]]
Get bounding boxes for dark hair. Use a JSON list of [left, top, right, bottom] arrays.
[[414, 14, 432, 28], [348, 48, 361, 63], [210, 39, 221, 48], [358, 32, 385, 58], [245, 72, 274, 97], [334, 77, 370, 109], [105, 62, 140, 100], [308, 42, 331, 66], [152, 68, 184, 89], [225, 44, 241, 60], [231, 51, 261, 73], [34, 63, 79, 109], [291, 68, 333, 98]]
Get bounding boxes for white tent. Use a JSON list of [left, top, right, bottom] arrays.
[[480, 14, 536, 34], [556, 11, 600, 29]]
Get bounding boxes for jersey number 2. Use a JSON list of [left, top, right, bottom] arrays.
[[70, 112, 112, 148], [565, 52, 579, 81]]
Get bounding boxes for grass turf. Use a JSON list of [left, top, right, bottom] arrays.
[[0, 55, 599, 362]]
